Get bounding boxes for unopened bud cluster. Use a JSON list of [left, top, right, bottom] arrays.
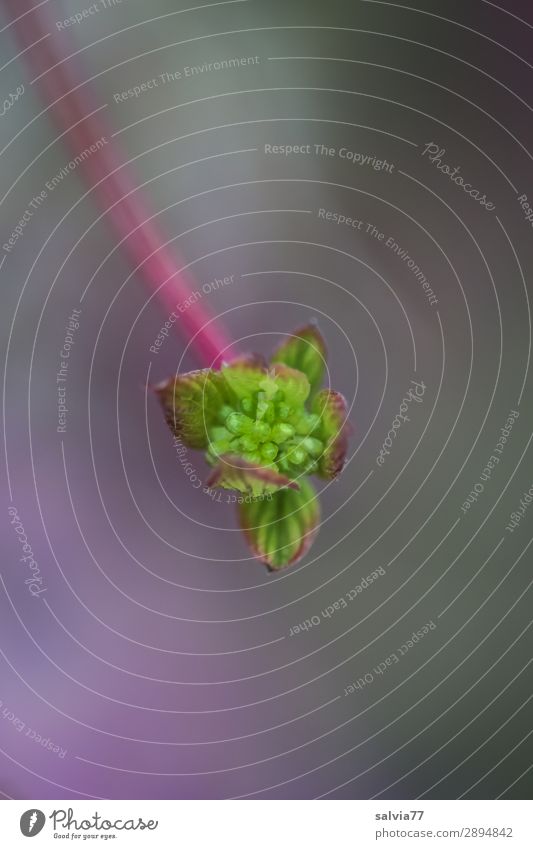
[[206, 388, 324, 475]]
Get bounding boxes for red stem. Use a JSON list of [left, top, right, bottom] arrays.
[[4, 1, 237, 368]]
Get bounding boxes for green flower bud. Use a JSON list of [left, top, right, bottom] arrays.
[[303, 436, 323, 456], [255, 391, 269, 420], [264, 403, 276, 424], [157, 322, 349, 569], [271, 423, 295, 443], [253, 421, 271, 440], [211, 441, 229, 457], [261, 442, 279, 462], [226, 412, 253, 434], [244, 451, 262, 466], [239, 435, 259, 453], [289, 447, 307, 466], [295, 412, 320, 435], [218, 404, 235, 423]]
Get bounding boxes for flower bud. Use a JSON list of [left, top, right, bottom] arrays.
[[303, 436, 323, 456], [271, 423, 295, 443], [261, 442, 279, 462], [290, 447, 307, 466], [253, 421, 271, 440], [226, 412, 252, 434]]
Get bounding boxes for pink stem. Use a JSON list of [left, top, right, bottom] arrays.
[[4, 1, 237, 368]]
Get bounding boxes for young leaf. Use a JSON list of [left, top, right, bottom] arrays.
[[238, 478, 320, 570], [270, 363, 311, 408], [207, 454, 298, 496], [226, 353, 269, 370], [312, 389, 349, 479], [270, 323, 327, 396], [221, 360, 267, 400], [154, 369, 223, 449]]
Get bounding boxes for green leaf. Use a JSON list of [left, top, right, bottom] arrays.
[[312, 389, 349, 479], [207, 454, 298, 496], [270, 323, 327, 396], [238, 478, 320, 570], [221, 358, 267, 400], [270, 363, 310, 407], [154, 369, 223, 449]]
